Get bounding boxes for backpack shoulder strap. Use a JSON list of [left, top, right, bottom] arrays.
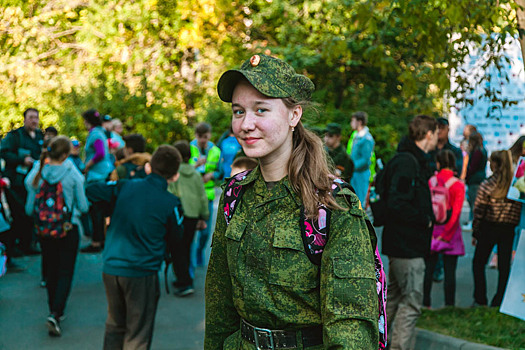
[[444, 176, 458, 189], [223, 170, 253, 226]]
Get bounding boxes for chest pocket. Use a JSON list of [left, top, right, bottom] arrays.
[[269, 226, 319, 290], [225, 218, 247, 277]]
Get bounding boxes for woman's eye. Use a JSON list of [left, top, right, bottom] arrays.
[[256, 108, 267, 114], [233, 109, 244, 116]]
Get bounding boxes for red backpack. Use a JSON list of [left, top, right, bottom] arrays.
[[429, 175, 458, 225], [34, 180, 73, 239]]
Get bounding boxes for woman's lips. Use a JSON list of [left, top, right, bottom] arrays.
[[243, 137, 259, 145]]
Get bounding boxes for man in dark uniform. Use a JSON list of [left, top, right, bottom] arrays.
[[428, 117, 463, 174], [324, 123, 354, 182], [0, 108, 44, 255]]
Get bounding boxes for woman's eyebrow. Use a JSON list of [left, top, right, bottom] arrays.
[[232, 101, 271, 108]]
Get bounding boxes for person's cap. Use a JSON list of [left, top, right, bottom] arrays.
[[217, 54, 315, 103], [324, 123, 342, 135], [45, 126, 58, 134], [102, 115, 112, 122], [437, 117, 449, 126], [71, 139, 80, 147]]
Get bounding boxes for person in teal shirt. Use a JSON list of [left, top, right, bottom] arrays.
[[347, 111, 375, 206]]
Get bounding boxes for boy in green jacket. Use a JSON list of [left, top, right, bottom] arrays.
[[168, 140, 209, 296]]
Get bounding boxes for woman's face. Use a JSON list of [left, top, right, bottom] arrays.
[[231, 80, 301, 162]]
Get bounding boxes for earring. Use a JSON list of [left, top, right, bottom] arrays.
[[291, 126, 295, 132]]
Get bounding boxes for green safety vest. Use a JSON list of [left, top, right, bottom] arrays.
[[190, 144, 221, 200], [346, 130, 376, 183]]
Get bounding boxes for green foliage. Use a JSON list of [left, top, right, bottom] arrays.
[[418, 307, 525, 349], [0, 0, 519, 155]]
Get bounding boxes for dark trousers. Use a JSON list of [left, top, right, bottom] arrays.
[[90, 204, 105, 244], [466, 184, 480, 222], [40, 227, 79, 317], [472, 221, 515, 307], [423, 253, 458, 307], [0, 228, 15, 261], [103, 273, 160, 350], [172, 217, 198, 287]]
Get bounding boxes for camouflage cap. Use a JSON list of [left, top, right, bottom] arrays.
[[324, 123, 342, 135], [217, 54, 315, 102]]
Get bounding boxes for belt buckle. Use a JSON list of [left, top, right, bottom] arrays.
[[253, 326, 275, 350]]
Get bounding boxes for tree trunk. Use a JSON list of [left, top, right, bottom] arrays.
[[181, 48, 198, 124], [516, 0, 525, 69]]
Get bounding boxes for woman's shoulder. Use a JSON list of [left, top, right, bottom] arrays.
[[479, 176, 496, 189], [449, 178, 465, 193], [331, 182, 366, 216]]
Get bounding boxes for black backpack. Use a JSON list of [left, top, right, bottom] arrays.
[[370, 152, 418, 227]]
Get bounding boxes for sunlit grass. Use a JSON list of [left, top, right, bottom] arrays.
[[417, 307, 525, 349]]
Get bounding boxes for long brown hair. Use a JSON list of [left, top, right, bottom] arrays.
[[32, 136, 72, 187], [283, 98, 343, 218], [509, 135, 525, 164], [489, 150, 514, 199], [468, 131, 483, 153]]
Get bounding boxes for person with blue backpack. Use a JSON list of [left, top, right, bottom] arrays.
[[25, 136, 89, 337], [205, 54, 385, 350]]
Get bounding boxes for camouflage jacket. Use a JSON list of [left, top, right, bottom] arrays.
[[205, 167, 378, 349]]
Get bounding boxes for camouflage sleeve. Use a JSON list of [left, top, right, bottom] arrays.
[[320, 190, 379, 349], [204, 192, 240, 350]]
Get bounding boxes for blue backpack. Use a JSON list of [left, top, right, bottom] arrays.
[[223, 170, 387, 349]]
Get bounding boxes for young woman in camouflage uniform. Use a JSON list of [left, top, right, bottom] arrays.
[[205, 54, 379, 349]]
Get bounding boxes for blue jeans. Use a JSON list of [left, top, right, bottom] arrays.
[[195, 200, 214, 266], [467, 184, 480, 222]]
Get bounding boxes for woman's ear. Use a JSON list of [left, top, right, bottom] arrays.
[[289, 105, 303, 128], [145, 162, 151, 175]]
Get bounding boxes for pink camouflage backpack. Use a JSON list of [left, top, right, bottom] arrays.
[[429, 174, 458, 225], [223, 170, 387, 349]]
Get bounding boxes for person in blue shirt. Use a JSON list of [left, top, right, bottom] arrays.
[[348, 111, 375, 206], [218, 127, 242, 179], [86, 145, 184, 350], [67, 139, 85, 173]]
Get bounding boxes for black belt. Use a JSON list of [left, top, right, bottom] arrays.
[[240, 319, 323, 349]]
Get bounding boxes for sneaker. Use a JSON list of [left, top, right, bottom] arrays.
[[174, 285, 195, 297], [46, 315, 61, 336], [471, 301, 487, 308], [489, 254, 498, 269], [80, 244, 103, 253]]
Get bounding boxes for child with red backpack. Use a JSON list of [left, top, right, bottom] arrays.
[[25, 136, 89, 336], [423, 149, 465, 308]]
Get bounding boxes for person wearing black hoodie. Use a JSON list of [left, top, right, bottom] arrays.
[[382, 115, 438, 350]]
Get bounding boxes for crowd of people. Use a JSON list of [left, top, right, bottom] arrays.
[[0, 53, 524, 350]]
